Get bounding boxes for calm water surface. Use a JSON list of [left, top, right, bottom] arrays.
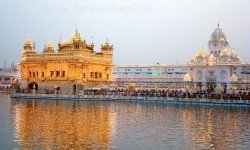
[[0, 93, 250, 149]]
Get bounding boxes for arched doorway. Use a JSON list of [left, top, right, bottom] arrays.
[[28, 82, 38, 90], [221, 83, 227, 93], [73, 84, 76, 94], [207, 82, 216, 93], [197, 82, 202, 91]]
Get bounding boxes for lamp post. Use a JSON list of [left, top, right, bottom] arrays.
[[185, 83, 189, 99], [166, 86, 169, 99], [32, 84, 36, 94], [54, 84, 58, 94], [220, 85, 224, 100], [154, 84, 157, 97]]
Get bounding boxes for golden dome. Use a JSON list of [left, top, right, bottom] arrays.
[[208, 54, 216, 65], [183, 73, 192, 82], [230, 49, 237, 57], [220, 48, 230, 57], [48, 41, 54, 48], [23, 35, 35, 53], [101, 38, 113, 49], [24, 35, 33, 47], [196, 48, 206, 58], [63, 28, 85, 45], [230, 74, 238, 82], [43, 40, 55, 53], [72, 28, 82, 41], [65, 39, 73, 45], [74, 28, 80, 38]]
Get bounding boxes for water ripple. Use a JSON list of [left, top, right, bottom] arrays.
[[0, 94, 250, 149]]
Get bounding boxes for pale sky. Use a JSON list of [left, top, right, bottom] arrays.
[[0, 0, 250, 67]]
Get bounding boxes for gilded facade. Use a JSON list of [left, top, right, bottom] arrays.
[[20, 28, 113, 94]]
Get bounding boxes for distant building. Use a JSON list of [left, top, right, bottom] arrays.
[[19, 28, 113, 94], [0, 63, 17, 91], [113, 24, 250, 93]]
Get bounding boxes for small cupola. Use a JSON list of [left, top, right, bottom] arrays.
[[101, 38, 113, 54], [43, 40, 55, 53], [23, 35, 33, 51]]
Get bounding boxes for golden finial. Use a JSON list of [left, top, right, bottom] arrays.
[[25, 34, 30, 42], [47, 38, 54, 48], [49, 37, 52, 43], [217, 21, 220, 28], [58, 34, 62, 45], [74, 27, 80, 38], [91, 36, 94, 45], [24, 34, 32, 46], [201, 46, 205, 52]]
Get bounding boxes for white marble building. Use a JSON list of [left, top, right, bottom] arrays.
[[113, 24, 250, 93], [0, 62, 17, 90]]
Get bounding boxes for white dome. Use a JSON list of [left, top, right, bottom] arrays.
[[212, 28, 225, 38], [207, 54, 217, 65], [211, 23, 227, 41], [196, 49, 206, 57], [230, 49, 237, 57]]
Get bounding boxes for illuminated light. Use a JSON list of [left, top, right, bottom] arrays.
[[20, 29, 113, 94]]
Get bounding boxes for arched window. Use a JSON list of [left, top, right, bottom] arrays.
[[75, 45, 79, 49]]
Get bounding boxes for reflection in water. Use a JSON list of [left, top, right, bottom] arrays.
[[182, 107, 250, 149], [11, 100, 116, 149], [0, 95, 249, 149]]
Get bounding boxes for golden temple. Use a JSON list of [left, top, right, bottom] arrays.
[[20, 28, 113, 94]]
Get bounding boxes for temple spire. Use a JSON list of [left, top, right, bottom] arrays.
[[25, 34, 31, 44], [27, 34, 30, 41], [49, 38, 52, 44], [59, 34, 62, 42], [23, 34, 33, 52], [106, 38, 109, 44], [74, 27, 80, 38]]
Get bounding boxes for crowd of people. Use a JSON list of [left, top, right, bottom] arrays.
[[17, 88, 56, 94], [14, 87, 250, 100], [0, 86, 12, 92], [83, 89, 250, 100]]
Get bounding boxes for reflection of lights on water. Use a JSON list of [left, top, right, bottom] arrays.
[[182, 107, 242, 149], [9, 98, 249, 149], [13, 105, 21, 140], [108, 103, 117, 138], [12, 101, 118, 149]]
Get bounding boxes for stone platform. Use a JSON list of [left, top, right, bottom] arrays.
[[10, 93, 250, 108]]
